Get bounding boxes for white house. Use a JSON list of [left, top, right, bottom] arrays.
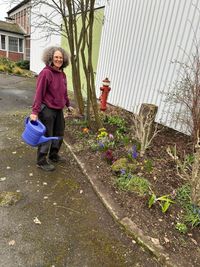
[[30, 1, 62, 74]]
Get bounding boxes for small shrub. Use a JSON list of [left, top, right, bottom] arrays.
[[16, 60, 30, 70], [175, 222, 188, 234], [104, 115, 127, 132], [116, 173, 150, 196], [111, 158, 137, 173], [12, 66, 23, 75], [0, 65, 6, 72]]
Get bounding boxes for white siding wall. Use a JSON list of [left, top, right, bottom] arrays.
[[30, 2, 61, 74], [96, 0, 200, 133]]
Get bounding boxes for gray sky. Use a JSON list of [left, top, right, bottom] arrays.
[[0, 2, 12, 21]]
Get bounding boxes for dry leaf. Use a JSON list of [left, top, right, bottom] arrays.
[[191, 238, 198, 245], [33, 217, 41, 224], [151, 237, 160, 246], [8, 240, 15, 246], [164, 237, 170, 243]]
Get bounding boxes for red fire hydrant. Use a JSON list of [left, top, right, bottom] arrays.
[[99, 78, 111, 111]]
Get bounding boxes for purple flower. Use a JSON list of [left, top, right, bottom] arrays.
[[98, 141, 105, 148], [120, 169, 126, 175], [132, 145, 138, 159]]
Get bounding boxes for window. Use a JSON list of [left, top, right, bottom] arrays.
[[8, 36, 23, 52], [1, 35, 6, 50], [9, 37, 18, 52], [19, 39, 23, 52]]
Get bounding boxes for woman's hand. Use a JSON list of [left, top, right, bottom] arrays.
[[67, 106, 74, 112], [30, 114, 38, 121]]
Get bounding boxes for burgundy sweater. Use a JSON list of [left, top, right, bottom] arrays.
[[32, 65, 70, 115]]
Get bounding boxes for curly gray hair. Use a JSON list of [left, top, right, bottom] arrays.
[[42, 46, 70, 69]]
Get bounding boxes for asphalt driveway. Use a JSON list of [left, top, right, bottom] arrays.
[[0, 73, 159, 267]]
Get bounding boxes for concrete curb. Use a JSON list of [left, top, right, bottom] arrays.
[[63, 139, 178, 267]]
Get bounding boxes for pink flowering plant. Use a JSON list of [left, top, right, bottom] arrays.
[[97, 128, 115, 151]]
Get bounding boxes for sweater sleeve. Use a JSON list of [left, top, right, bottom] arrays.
[[63, 73, 70, 107], [32, 70, 49, 115]]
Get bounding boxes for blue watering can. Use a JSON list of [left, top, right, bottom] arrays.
[[22, 117, 60, 147]]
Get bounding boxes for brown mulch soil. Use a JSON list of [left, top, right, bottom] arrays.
[[64, 105, 200, 267]]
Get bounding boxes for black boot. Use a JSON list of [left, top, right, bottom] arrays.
[[49, 154, 66, 163], [37, 152, 55, 171], [49, 142, 66, 163]]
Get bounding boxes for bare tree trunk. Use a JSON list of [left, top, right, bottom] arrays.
[[87, 0, 102, 129], [80, 0, 102, 129], [64, 2, 85, 115], [191, 141, 200, 206]]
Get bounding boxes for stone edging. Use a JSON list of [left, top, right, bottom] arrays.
[[63, 139, 178, 267]]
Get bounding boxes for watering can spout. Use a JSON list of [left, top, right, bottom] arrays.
[[38, 135, 60, 145]]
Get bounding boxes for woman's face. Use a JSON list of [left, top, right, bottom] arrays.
[[52, 50, 63, 69]]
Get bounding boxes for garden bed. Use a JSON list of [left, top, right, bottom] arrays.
[[64, 105, 200, 267]]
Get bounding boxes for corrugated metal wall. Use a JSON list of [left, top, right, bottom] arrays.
[[96, 0, 200, 133]]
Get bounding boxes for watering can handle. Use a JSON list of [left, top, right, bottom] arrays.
[[25, 116, 38, 125], [24, 116, 30, 126]]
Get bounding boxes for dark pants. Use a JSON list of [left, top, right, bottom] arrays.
[[37, 105, 65, 164]]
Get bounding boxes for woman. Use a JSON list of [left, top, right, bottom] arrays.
[[30, 46, 73, 171]]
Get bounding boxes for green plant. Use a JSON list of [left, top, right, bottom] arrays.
[[167, 143, 200, 208], [121, 135, 130, 145], [144, 159, 153, 173], [176, 184, 200, 228], [175, 222, 188, 234], [71, 119, 88, 127], [88, 140, 100, 151], [111, 158, 137, 173], [184, 207, 200, 227], [176, 184, 191, 209], [16, 60, 30, 70], [13, 66, 23, 75], [148, 193, 175, 213], [105, 115, 125, 126], [0, 57, 33, 77], [0, 65, 5, 72], [104, 115, 127, 133], [116, 173, 150, 196]]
